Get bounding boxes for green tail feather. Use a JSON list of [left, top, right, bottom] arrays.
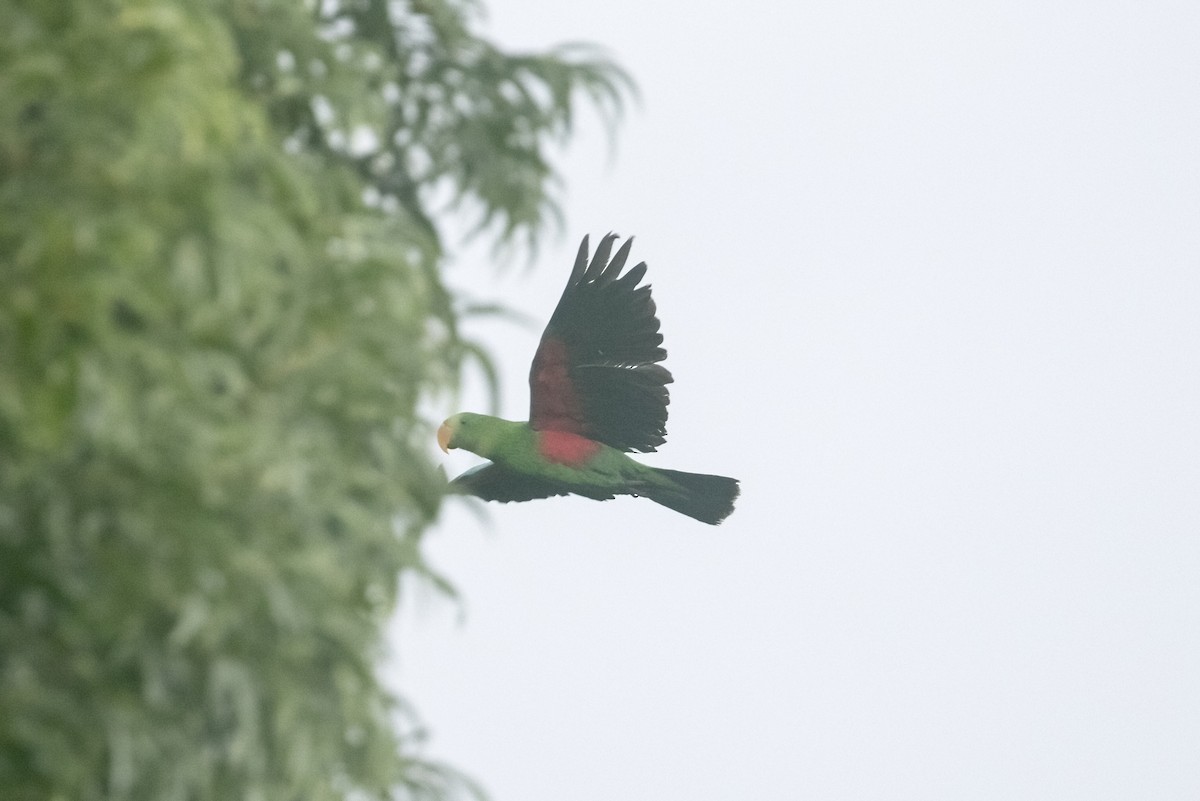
[[642, 468, 740, 525]]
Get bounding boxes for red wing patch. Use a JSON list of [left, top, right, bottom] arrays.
[[537, 430, 602, 467], [529, 337, 585, 433]]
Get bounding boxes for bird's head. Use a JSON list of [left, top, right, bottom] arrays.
[[437, 413, 522, 459]]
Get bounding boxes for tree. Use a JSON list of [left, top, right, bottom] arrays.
[[0, 1, 631, 798]]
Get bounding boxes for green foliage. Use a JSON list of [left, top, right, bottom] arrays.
[[0, 1, 631, 799]]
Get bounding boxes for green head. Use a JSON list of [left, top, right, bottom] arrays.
[[437, 412, 511, 459]]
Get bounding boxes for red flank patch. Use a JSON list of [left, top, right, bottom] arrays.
[[537, 430, 601, 466]]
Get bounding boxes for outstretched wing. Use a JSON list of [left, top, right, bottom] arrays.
[[450, 463, 567, 502], [450, 463, 616, 503], [528, 234, 672, 452]]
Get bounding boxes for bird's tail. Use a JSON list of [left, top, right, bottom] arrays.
[[642, 468, 740, 525]]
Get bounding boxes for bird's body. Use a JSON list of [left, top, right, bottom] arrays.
[[439, 234, 739, 525]]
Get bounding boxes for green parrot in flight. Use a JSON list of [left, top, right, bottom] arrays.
[[438, 234, 739, 525]]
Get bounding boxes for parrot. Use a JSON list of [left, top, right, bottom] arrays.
[[437, 234, 739, 525]]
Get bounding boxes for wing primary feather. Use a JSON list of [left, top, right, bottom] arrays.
[[600, 237, 633, 285], [569, 234, 590, 284], [614, 262, 647, 290], [586, 233, 617, 282]]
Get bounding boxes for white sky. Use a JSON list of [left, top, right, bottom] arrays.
[[389, 3, 1200, 799]]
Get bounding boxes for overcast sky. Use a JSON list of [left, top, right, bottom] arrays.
[[389, 3, 1200, 799]]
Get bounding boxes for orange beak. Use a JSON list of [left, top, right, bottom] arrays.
[[436, 422, 452, 453]]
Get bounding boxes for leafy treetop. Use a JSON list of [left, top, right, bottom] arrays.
[[0, 1, 632, 799]]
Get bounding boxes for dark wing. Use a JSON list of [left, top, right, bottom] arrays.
[[450, 463, 568, 502], [450, 463, 616, 503], [528, 234, 672, 453]]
